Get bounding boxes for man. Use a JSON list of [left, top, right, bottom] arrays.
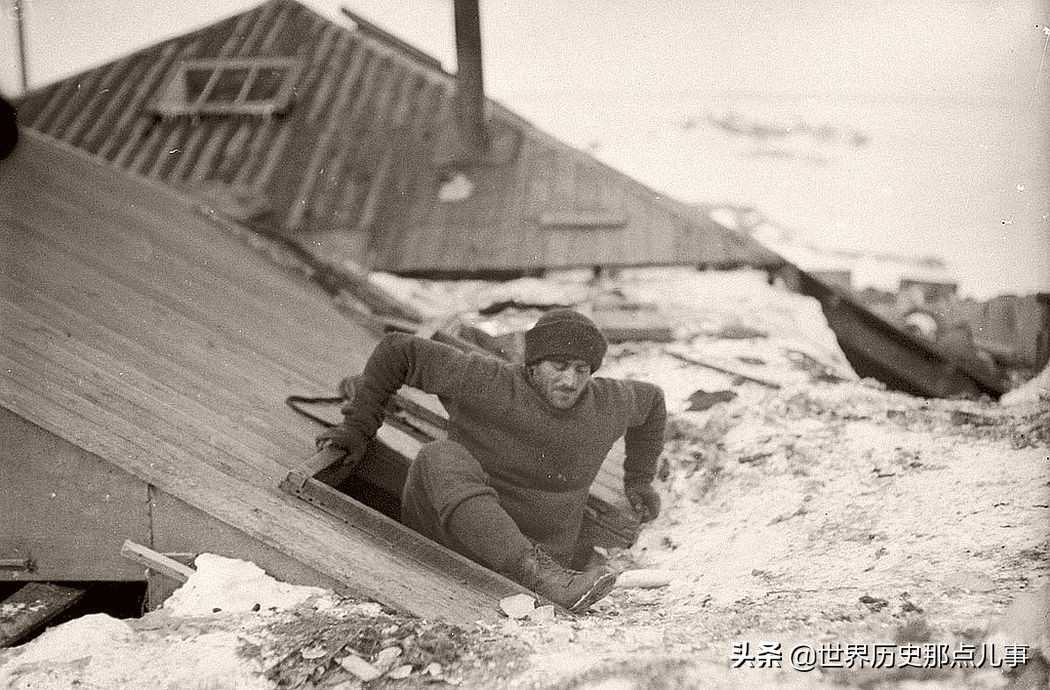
[[318, 309, 665, 612]]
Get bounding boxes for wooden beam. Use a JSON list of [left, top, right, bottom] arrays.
[[666, 349, 782, 389], [539, 211, 628, 228], [287, 474, 538, 605], [339, 7, 444, 70], [282, 446, 349, 494], [120, 540, 196, 584], [0, 583, 88, 647]]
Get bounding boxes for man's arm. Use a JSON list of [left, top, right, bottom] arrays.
[[320, 332, 498, 455], [622, 382, 666, 521]]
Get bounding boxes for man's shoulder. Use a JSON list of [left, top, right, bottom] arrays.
[[590, 376, 662, 400]]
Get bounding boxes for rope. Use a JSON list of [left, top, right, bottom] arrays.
[[284, 394, 343, 428]]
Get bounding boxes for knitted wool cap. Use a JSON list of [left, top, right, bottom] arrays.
[[524, 309, 607, 372]]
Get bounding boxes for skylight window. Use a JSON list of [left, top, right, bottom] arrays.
[[152, 58, 301, 116]]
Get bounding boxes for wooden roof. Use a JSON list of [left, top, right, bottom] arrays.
[[0, 130, 507, 624], [15, 0, 781, 275]]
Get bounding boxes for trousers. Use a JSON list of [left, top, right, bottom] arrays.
[[400, 439, 532, 571]]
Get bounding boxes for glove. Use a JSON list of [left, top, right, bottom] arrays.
[[315, 424, 367, 470], [624, 481, 660, 523]]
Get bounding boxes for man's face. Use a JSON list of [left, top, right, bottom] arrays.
[[530, 358, 592, 409]]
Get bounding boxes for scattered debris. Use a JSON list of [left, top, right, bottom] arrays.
[[437, 172, 475, 202], [300, 645, 328, 660], [784, 348, 849, 382], [527, 605, 556, 622], [714, 323, 768, 339], [950, 409, 997, 427], [858, 594, 889, 612], [614, 569, 674, 589], [373, 645, 402, 672], [339, 654, 382, 681], [499, 594, 537, 619], [685, 388, 737, 411], [666, 348, 782, 388]]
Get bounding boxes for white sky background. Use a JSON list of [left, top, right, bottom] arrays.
[[1, 0, 1048, 298]]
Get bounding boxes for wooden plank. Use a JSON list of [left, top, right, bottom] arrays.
[[284, 447, 351, 494], [1, 365, 502, 624], [0, 583, 89, 647], [0, 560, 32, 571], [340, 7, 444, 70], [2, 132, 354, 325], [539, 211, 628, 228], [120, 540, 196, 583], [287, 39, 367, 230], [0, 133, 511, 624], [0, 273, 322, 459], [0, 276, 316, 459], [290, 476, 537, 602], [304, 30, 352, 124], [666, 349, 783, 389], [63, 57, 130, 146], [0, 190, 370, 393], [81, 57, 152, 154], [591, 307, 674, 343], [2, 194, 322, 349], [354, 145, 395, 237], [0, 407, 151, 582], [0, 319, 291, 489], [150, 488, 343, 597]]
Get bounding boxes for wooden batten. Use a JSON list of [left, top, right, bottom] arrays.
[[120, 541, 196, 584], [0, 583, 89, 647]]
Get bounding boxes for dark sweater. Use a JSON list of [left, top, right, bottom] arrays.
[[344, 333, 666, 561]]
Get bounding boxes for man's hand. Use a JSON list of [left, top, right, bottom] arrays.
[[315, 425, 366, 469], [624, 481, 660, 523]]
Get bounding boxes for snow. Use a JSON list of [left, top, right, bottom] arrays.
[[0, 612, 271, 690], [747, 214, 957, 293], [163, 553, 327, 616], [0, 555, 337, 690], [437, 172, 475, 202], [1, 269, 1045, 689], [1002, 362, 1050, 406], [511, 91, 1049, 300]]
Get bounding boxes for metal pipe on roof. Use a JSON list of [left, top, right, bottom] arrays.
[[14, 0, 29, 93], [453, 0, 488, 158]]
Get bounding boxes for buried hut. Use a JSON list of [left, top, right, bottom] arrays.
[[2, 0, 1012, 644], [1, 0, 781, 640], [0, 130, 537, 640]]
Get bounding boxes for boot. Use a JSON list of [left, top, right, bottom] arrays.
[[503, 544, 618, 613]]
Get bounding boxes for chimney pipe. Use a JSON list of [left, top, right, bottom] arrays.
[[453, 0, 487, 158]]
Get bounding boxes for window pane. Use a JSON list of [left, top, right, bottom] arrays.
[[184, 68, 213, 102], [205, 67, 251, 103], [246, 67, 287, 101]]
